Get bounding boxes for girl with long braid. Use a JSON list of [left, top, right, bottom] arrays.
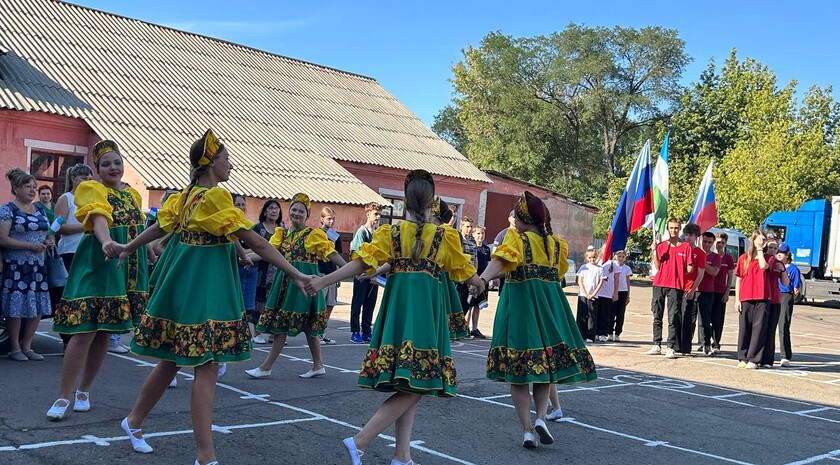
[[306, 170, 483, 465], [113, 129, 310, 465], [479, 191, 596, 449]]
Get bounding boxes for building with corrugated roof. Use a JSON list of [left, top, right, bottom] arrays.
[[0, 0, 492, 233]]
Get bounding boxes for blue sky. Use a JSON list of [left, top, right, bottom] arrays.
[[72, 1, 839, 126]]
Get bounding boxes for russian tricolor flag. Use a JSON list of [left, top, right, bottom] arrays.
[[602, 141, 654, 264], [689, 160, 718, 233]]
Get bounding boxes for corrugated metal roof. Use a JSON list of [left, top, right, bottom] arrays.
[[0, 0, 489, 205]]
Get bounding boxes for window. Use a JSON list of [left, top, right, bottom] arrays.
[[30, 151, 85, 195], [379, 196, 405, 225], [765, 226, 787, 243]]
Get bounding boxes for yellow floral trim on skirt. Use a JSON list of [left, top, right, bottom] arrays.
[[256, 306, 328, 337], [133, 314, 250, 360], [486, 343, 596, 380], [53, 296, 131, 331], [361, 340, 457, 389]]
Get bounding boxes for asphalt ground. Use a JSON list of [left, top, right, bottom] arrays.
[[1, 282, 838, 465]]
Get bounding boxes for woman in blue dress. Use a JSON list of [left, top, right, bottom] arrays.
[[0, 168, 54, 361]]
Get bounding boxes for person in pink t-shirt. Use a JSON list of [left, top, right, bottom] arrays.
[[647, 217, 694, 359]]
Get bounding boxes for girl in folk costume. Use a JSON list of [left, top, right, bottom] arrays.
[[115, 129, 309, 465], [306, 170, 483, 465], [480, 191, 597, 448], [435, 197, 470, 340], [47, 140, 150, 421], [245, 192, 346, 379]]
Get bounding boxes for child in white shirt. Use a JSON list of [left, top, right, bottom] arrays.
[[576, 249, 603, 342]]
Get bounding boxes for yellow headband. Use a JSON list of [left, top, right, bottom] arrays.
[[290, 192, 311, 212], [92, 140, 120, 167], [515, 192, 534, 224], [198, 128, 223, 167]]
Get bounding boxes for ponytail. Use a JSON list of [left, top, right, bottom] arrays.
[[411, 216, 426, 261], [404, 175, 434, 261]]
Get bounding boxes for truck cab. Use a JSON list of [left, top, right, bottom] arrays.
[[763, 197, 840, 301]]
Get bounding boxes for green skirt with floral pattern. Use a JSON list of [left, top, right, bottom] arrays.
[[53, 225, 149, 334], [441, 272, 468, 340], [131, 239, 250, 367], [256, 261, 326, 337], [486, 278, 597, 385], [359, 271, 456, 397]]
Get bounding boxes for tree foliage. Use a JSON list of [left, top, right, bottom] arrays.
[[439, 24, 688, 200]]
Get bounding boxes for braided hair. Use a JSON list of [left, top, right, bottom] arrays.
[[405, 177, 435, 261], [177, 136, 214, 227]]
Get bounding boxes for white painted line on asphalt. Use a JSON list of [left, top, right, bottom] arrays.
[[2, 418, 318, 451], [458, 394, 757, 465], [782, 449, 840, 465], [239, 393, 271, 400], [760, 407, 840, 424], [23, 332, 485, 465], [711, 393, 748, 399], [793, 407, 832, 415]]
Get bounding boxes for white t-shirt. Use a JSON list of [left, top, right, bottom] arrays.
[[576, 264, 603, 296], [57, 192, 82, 255], [616, 263, 633, 292], [597, 261, 619, 298]]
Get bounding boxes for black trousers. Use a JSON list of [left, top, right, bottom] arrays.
[[576, 296, 597, 341], [610, 291, 629, 336], [596, 297, 613, 337], [696, 292, 715, 348], [651, 286, 683, 349], [679, 296, 697, 354], [710, 292, 727, 350], [350, 278, 378, 335], [737, 300, 769, 363], [778, 292, 795, 360], [761, 303, 782, 366]]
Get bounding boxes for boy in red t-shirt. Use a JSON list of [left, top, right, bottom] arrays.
[[678, 223, 707, 355], [647, 218, 694, 359], [711, 232, 735, 354], [694, 231, 720, 355]]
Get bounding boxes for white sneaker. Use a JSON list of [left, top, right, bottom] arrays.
[[599, 335, 608, 342], [546, 408, 564, 421], [737, 361, 747, 368], [217, 363, 227, 379], [252, 334, 269, 344], [665, 348, 677, 359], [245, 367, 271, 379], [745, 362, 758, 369], [780, 358, 790, 367], [299, 367, 326, 378], [607, 334, 614, 342], [321, 336, 337, 345], [522, 431, 538, 449], [645, 345, 662, 355], [585, 339, 594, 343], [73, 390, 90, 412], [534, 418, 554, 444], [613, 334, 621, 342], [108, 341, 129, 354]]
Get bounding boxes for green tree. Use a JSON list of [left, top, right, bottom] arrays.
[[442, 24, 689, 200]]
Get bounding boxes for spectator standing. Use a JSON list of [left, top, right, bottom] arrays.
[[576, 248, 602, 343], [711, 232, 735, 354], [776, 243, 800, 367], [318, 206, 343, 345], [35, 184, 56, 224], [51, 163, 93, 351], [595, 255, 618, 342], [609, 250, 633, 342], [760, 237, 789, 368], [492, 210, 516, 294], [0, 168, 54, 361], [734, 231, 774, 369], [678, 223, 706, 356], [456, 216, 478, 316], [467, 225, 490, 339], [250, 199, 282, 342], [349, 202, 381, 343], [647, 218, 694, 359], [694, 232, 720, 355]]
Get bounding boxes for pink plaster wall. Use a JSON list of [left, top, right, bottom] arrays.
[[0, 110, 92, 202]]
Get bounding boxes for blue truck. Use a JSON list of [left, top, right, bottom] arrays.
[[763, 196, 840, 301]]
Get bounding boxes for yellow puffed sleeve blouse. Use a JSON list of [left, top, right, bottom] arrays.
[[491, 229, 569, 276], [352, 222, 476, 282]]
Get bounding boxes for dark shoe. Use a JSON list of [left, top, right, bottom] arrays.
[[362, 333, 372, 343], [350, 332, 364, 344], [471, 329, 487, 340]]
